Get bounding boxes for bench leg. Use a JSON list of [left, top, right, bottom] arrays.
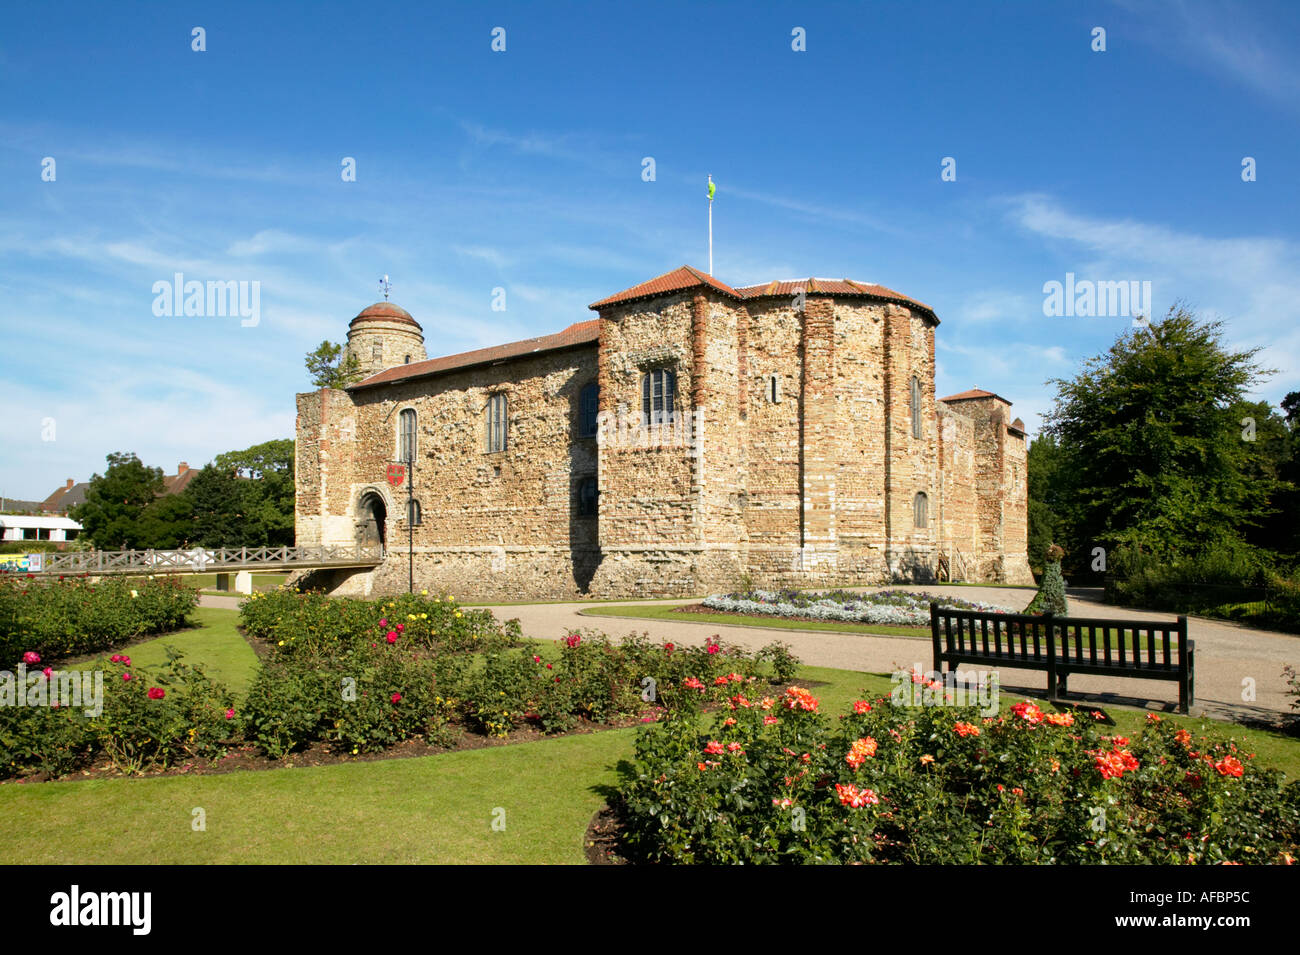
[[1056, 671, 1068, 700], [1179, 646, 1194, 714]]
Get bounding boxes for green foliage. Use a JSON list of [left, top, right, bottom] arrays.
[[305, 340, 364, 389], [1042, 305, 1275, 564], [0, 574, 198, 664], [181, 440, 295, 548], [616, 691, 1300, 864], [1026, 434, 1069, 574], [1104, 541, 1300, 630], [70, 452, 166, 549]]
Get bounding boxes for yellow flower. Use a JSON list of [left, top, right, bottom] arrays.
[[277, 640, 285, 646], [421, 589, 428, 596], [420, 613, 427, 620], [454, 611, 462, 618]]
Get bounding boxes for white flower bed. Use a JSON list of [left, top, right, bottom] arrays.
[[700, 590, 1018, 626]]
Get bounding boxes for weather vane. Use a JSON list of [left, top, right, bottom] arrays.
[[379, 275, 392, 301]]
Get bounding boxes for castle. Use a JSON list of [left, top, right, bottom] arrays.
[[294, 266, 1032, 598]]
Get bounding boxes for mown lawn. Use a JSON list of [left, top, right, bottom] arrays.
[[3, 612, 1295, 864], [67, 607, 261, 697]]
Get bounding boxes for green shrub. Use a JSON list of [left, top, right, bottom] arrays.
[[0, 575, 198, 664]]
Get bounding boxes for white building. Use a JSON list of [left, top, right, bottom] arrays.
[[0, 514, 83, 543]]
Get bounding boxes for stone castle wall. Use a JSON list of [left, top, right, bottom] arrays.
[[295, 292, 1033, 599]]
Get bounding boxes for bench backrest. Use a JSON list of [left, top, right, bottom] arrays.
[[930, 604, 1189, 671]]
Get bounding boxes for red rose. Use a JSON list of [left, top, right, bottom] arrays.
[[391, 692, 402, 704], [147, 687, 165, 700]]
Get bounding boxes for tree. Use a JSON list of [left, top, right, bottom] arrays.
[[1042, 304, 1275, 564], [71, 453, 165, 549], [1026, 434, 1069, 576], [183, 439, 295, 547], [137, 492, 194, 549], [305, 341, 363, 389], [184, 465, 248, 547]]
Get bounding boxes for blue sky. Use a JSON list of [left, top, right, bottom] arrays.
[[2, 0, 1298, 500]]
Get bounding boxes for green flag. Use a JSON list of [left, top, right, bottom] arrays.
[[707, 176, 715, 201]]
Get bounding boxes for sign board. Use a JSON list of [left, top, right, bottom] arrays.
[[387, 464, 406, 487], [27, 552, 43, 572]]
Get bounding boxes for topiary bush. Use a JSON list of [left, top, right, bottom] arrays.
[[1025, 544, 1069, 616]]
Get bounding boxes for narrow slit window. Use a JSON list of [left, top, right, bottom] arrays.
[[398, 408, 417, 463], [914, 491, 929, 529], [485, 393, 508, 453]]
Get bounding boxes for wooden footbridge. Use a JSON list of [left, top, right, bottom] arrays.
[[5, 544, 383, 593]]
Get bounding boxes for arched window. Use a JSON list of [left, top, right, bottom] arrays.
[[910, 376, 923, 439], [914, 491, 929, 529], [579, 382, 599, 437], [407, 498, 422, 526], [371, 342, 383, 361], [768, 374, 781, 403], [398, 408, 417, 463], [485, 393, 508, 453], [577, 476, 599, 517], [641, 368, 676, 426]]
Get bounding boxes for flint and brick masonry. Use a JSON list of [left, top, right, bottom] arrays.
[[295, 266, 1032, 598]]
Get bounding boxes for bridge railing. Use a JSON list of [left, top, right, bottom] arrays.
[[14, 544, 384, 576]]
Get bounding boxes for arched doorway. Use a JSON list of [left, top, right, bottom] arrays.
[[358, 491, 387, 551]]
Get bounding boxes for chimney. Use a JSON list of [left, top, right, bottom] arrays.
[[177, 462, 189, 475], [65, 478, 73, 490]]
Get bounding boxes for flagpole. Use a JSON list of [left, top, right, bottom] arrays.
[[707, 174, 714, 275]]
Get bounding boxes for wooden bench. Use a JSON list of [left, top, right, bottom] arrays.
[[929, 603, 1194, 713]]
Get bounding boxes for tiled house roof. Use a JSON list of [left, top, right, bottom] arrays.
[[351, 320, 600, 390]]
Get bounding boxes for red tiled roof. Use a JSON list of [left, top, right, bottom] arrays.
[[589, 268, 937, 322], [938, 389, 1011, 404], [162, 468, 198, 496], [349, 302, 421, 329], [734, 278, 936, 322], [588, 266, 742, 309], [351, 320, 600, 390]]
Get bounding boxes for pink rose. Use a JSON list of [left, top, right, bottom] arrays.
[[122, 672, 133, 682], [386, 631, 398, 644], [147, 687, 166, 700], [379, 618, 388, 627], [224, 708, 235, 720], [395, 623, 404, 632], [22, 651, 39, 664]]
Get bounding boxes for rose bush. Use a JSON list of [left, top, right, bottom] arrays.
[[615, 689, 1300, 864], [0, 647, 235, 779], [0, 574, 198, 663]]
